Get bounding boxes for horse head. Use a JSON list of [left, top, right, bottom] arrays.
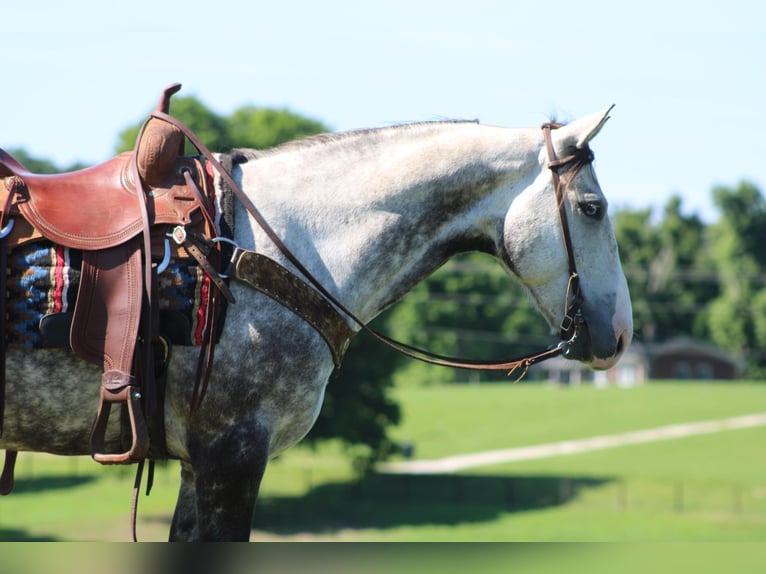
[[502, 107, 632, 370]]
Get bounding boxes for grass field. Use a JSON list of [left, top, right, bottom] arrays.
[[0, 381, 764, 541]]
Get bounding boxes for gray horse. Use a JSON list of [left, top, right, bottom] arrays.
[[1, 107, 631, 540]]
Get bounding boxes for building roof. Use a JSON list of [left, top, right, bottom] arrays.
[[647, 336, 743, 368]]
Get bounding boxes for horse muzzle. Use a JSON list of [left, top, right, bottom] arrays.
[[560, 309, 632, 370]]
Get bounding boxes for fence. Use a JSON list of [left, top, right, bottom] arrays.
[[293, 470, 766, 519], [10, 454, 766, 520]]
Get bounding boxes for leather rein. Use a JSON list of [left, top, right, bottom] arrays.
[[160, 114, 591, 380]]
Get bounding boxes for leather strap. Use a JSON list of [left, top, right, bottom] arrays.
[[541, 123, 592, 342], [229, 248, 354, 369], [71, 240, 143, 373], [169, 161, 231, 410], [89, 380, 149, 465], [0, 215, 13, 492], [0, 193, 9, 435], [71, 238, 150, 464], [542, 124, 580, 289]]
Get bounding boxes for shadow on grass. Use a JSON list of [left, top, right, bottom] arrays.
[[254, 472, 611, 535], [0, 528, 58, 541], [12, 474, 97, 495]]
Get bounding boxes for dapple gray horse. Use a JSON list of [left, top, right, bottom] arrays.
[[1, 107, 632, 540]]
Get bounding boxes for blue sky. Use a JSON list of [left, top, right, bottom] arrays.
[[3, 0, 763, 222]]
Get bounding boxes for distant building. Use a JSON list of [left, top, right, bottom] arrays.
[[533, 336, 743, 386], [647, 336, 744, 380]]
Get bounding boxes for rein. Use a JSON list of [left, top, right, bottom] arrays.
[[158, 113, 590, 379]]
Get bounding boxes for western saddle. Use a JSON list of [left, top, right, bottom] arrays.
[[0, 83, 232, 491]]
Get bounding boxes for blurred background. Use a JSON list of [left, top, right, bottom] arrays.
[[1, 0, 765, 546]]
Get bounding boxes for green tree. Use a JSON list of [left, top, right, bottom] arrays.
[[116, 96, 230, 154], [612, 195, 715, 343], [3, 148, 86, 173], [385, 252, 550, 385], [612, 206, 661, 341], [707, 181, 766, 376], [115, 97, 326, 154], [225, 107, 327, 150], [653, 196, 716, 339]]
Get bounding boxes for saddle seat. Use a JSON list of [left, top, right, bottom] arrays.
[[0, 123, 203, 251]]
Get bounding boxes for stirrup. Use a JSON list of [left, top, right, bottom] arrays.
[[90, 371, 149, 465]]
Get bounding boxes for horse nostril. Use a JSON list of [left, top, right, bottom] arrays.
[[615, 329, 631, 356]]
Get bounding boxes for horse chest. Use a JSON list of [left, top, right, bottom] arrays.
[[211, 301, 335, 456]]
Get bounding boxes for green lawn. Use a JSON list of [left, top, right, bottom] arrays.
[[255, 381, 766, 541], [0, 381, 764, 541], [386, 381, 766, 457]]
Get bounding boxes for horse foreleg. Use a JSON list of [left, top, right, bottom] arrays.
[[168, 461, 198, 541], [183, 419, 270, 541]]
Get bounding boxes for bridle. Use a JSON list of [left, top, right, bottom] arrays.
[[157, 114, 593, 379], [541, 122, 594, 362]]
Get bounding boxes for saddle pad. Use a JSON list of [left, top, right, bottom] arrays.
[[5, 241, 224, 349]]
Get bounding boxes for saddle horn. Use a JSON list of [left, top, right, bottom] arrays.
[[136, 83, 185, 186]]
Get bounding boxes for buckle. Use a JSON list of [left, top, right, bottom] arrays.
[[560, 313, 575, 338]]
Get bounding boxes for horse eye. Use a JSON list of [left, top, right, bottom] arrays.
[[578, 201, 604, 220]]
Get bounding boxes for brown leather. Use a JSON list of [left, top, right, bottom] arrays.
[[71, 239, 143, 373], [89, 381, 149, 465], [541, 123, 591, 343], [2, 216, 44, 247], [136, 118, 184, 187], [230, 248, 354, 369], [9, 155, 141, 248], [1, 153, 206, 250], [69, 223, 148, 464]]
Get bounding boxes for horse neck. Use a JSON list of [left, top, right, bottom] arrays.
[[236, 122, 540, 323]]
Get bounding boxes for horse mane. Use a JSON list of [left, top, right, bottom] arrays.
[[229, 119, 480, 165]]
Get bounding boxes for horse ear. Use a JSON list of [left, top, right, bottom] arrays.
[[553, 105, 614, 149]]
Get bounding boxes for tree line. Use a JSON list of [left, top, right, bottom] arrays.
[[613, 184, 766, 378], [7, 95, 765, 464]]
